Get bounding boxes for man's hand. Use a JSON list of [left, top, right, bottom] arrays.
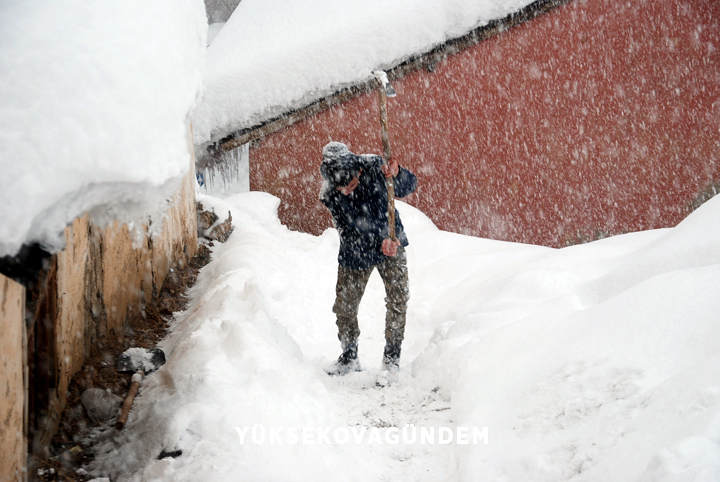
[[381, 160, 399, 178], [381, 237, 401, 257]]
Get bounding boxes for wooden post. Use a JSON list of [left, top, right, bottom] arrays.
[[1, 274, 28, 482]]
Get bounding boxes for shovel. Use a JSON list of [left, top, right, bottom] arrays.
[[115, 347, 166, 430]]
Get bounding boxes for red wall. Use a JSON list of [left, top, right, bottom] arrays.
[[250, 0, 720, 247]]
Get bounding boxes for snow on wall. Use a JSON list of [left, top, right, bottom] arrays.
[[191, 0, 536, 146], [0, 0, 207, 258]]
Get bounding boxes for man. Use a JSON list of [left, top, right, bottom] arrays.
[[319, 141, 417, 385]]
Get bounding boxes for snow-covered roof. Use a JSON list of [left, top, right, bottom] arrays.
[[0, 1, 206, 257], [191, 0, 542, 148]]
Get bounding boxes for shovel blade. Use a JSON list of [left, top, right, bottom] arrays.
[[117, 347, 166, 373]]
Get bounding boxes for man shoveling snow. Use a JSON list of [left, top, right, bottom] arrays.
[[319, 141, 417, 386]]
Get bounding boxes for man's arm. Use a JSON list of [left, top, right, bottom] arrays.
[[393, 166, 417, 198]]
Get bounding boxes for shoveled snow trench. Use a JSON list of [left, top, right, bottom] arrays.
[[89, 192, 720, 482]]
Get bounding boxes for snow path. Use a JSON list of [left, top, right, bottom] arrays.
[[89, 191, 720, 482], [91, 192, 464, 481], [193, 192, 462, 480]]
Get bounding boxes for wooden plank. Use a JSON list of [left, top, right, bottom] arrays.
[[1, 274, 28, 482]]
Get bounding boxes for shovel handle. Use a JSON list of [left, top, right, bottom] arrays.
[[377, 82, 397, 240], [116, 371, 143, 430]]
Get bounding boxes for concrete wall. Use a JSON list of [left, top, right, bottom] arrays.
[[1, 275, 27, 482], [249, 0, 720, 247]]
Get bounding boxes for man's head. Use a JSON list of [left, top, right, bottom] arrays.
[[320, 142, 361, 189]]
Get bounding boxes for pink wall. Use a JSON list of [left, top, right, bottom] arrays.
[[251, 0, 720, 247]]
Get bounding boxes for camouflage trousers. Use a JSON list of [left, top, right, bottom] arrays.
[[333, 247, 409, 348]]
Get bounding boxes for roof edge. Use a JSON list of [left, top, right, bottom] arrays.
[[202, 0, 571, 164]]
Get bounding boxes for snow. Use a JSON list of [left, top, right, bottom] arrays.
[[191, 0, 537, 145], [89, 191, 720, 482], [195, 142, 250, 198], [3, 0, 718, 479], [0, 0, 207, 257]]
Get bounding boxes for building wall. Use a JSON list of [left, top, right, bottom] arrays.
[[26, 125, 199, 459], [250, 0, 720, 247]]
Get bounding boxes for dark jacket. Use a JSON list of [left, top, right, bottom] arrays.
[[320, 154, 417, 270]]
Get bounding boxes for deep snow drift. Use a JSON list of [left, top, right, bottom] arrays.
[[0, 1, 206, 257], [90, 191, 720, 481]]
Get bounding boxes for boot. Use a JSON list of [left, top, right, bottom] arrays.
[[376, 343, 401, 387], [325, 341, 361, 376]]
